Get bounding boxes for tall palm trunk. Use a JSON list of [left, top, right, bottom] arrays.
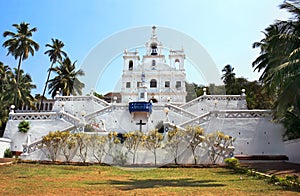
[[39, 62, 54, 112], [14, 55, 23, 107]]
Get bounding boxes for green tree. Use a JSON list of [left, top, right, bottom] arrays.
[[221, 64, 236, 94], [185, 82, 197, 101], [2, 22, 39, 106], [244, 80, 273, 109], [208, 83, 226, 95], [48, 57, 85, 98], [3, 68, 37, 110], [252, 0, 300, 138], [0, 62, 12, 135], [41, 38, 67, 110]]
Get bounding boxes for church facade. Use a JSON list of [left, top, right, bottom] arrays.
[[121, 26, 186, 104], [0, 26, 289, 164]]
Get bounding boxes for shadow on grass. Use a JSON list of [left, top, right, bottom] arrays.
[[86, 178, 225, 190]]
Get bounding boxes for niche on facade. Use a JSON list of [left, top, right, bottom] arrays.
[[129, 60, 133, 70]]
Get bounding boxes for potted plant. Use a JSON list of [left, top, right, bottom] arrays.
[[18, 120, 30, 133]]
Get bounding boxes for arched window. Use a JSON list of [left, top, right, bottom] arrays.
[[150, 79, 157, 88], [174, 59, 180, 69], [129, 60, 133, 70]]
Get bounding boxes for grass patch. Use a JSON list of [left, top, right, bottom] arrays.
[[0, 163, 298, 195]]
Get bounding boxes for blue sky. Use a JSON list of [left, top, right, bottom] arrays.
[[0, 0, 289, 96]]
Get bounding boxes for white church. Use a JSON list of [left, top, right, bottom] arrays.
[[1, 26, 298, 164]]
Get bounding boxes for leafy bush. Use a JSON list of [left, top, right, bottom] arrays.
[[4, 148, 13, 158], [224, 157, 239, 168], [18, 120, 30, 133]]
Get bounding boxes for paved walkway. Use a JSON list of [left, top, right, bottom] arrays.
[[0, 158, 14, 166], [241, 162, 300, 177]]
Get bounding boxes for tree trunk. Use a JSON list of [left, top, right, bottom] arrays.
[[14, 55, 23, 107], [133, 149, 137, 164], [154, 149, 157, 166], [192, 150, 197, 165], [40, 62, 54, 112]]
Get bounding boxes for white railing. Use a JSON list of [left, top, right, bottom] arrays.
[[178, 112, 211, 127], [180, 95, 246, 109], [90, 95, 110, 107], [84, 103, 129, 121], [59, 112, 81, 125], [55, 95, 109, 107], [212, 110, 273, 118], [177, 110, 273, 128], [84, 105, 113, 121], [166, 103, 198, 119], [15, 100, 55, 113], [9, 111, 81, 125], [10, 112, 58, 120]]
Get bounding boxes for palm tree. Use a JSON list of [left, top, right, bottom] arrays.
[[221, 64, 236, 94], [253, 1, 300, 116], [0, 62, 12, 94], [2, 22, 39, 106], [0, 62, 13, 134], [40, 38, 67, 111], [0, 67, 36, 136], [3, 68, 37, 109], [48, 57, 85, 98], [252, 1, 300, 138]]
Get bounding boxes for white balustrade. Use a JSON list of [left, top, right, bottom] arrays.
[[180, 95, 246, 109]]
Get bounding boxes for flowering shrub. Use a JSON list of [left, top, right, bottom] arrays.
[[164, 128, 187, 164], [205, 131, 235, 164], [142, 129, 164, 166], [123, 131, 144, 164], [185, 126, 206, 164], [39, 126, 235, 165]]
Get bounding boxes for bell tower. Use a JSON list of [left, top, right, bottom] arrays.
[[145, 26, 163, 56], [169, 48, 185, 70], [123, 49, 140, 71]]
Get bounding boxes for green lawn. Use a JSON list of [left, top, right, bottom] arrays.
[[0, 163, 298, 195]]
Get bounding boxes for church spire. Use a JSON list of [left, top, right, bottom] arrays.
[[151, 26, 157, 38]]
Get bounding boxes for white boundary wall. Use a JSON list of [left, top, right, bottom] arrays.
[[284, 138, 300, 164], [0, 138, 11, 158]]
